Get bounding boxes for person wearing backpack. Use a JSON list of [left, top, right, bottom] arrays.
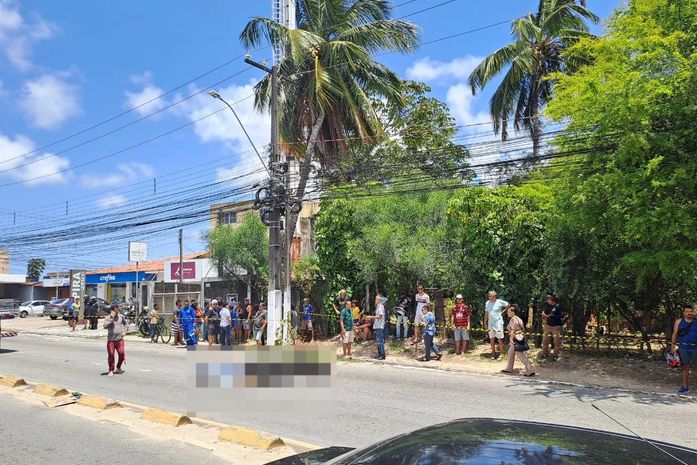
[[672, 304, 697, 394]]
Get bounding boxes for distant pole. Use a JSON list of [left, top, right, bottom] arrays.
[[153, 178, 157, 196], [13, 212, 16, 225], [65, 201, 69, 216], [178, 229, 184, 285]]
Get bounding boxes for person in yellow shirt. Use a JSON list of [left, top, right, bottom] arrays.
[[351, 299, 361, 323]]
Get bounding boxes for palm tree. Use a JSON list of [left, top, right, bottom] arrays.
[[467, 0, 598, 159], [240, 0, 418, 237]]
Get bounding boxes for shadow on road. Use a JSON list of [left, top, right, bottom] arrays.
[[0, 349, 18, 354], [509, 381, 688, 406]]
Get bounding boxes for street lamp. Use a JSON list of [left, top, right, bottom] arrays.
[[208, 90, 269, 175]]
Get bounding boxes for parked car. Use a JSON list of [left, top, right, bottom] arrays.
[[0, 299, 18, 320], [43, 298, 70, 320], [17, 300, 51, 318], [263, 418, 697, 465], [61, 297, 111, 320]]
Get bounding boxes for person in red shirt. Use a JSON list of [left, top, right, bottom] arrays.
[[451, 294, 472, 355]]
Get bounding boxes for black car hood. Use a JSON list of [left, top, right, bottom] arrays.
[[264, 447, 354, 465], [271, 418, 697, 465]]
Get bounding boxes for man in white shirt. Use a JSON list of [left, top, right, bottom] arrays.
[[484, 291, 508, 360], [412, 286, 429, 346], [219, 303, 232, 349], [366, 294, 386, 360]]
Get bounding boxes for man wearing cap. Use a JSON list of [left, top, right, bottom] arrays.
[[332, 289, 348, 315], [451, 295, 472, 355], [484, 291, 508, 360], [539, 294, 564, 361], [103, 304, 127, 376]]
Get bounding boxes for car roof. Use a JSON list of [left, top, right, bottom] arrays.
[[327, 418, 697, 465]]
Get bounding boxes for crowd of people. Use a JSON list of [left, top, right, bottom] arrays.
[[97, 289, 697, 394], [162, 298, 269, 349], [300, 287, 573, 378]]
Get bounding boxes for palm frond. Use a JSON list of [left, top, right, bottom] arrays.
[[338, 19, 419, 54], [467, 41, 525, 93]]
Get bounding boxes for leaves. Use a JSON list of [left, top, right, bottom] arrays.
[[207, 215, 269, 294]]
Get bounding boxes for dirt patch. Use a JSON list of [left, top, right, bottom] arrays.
[[325, 336, 683, 395]]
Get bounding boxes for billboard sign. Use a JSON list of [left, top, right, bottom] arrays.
[[164, 259, 219, 282], [128, 242, 147, 262], [69, 269, 86, 318]]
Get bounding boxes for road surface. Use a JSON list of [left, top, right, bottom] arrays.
[[1, 333, 695, 451], [1, 394, 227, 465]]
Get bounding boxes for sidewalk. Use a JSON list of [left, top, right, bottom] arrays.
[[329, 336, 686, 396], [8, 317, 687, 396]]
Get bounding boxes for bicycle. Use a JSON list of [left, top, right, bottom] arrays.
[[151, 316, 172, 343]]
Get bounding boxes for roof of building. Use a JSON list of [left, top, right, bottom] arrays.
[[87, 252, 209, 275]]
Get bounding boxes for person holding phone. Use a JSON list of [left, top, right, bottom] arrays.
[[103, 304, 127, 376]]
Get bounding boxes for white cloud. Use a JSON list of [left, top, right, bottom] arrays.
[[124, 71, 168, 117], [406, 55, 483, 83], [0, 132, 70, 185], [97, 194, 127, 210], [18, 72, 81, 129], [174, 80, 270, 161], [446, 83, 491, 133], [0, 0, 57, 70], [81, 162, 154, 188]]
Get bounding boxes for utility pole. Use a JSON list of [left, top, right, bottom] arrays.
[[178, 229, 183, 285], [246, 57, 284, 346], [246, 0, 295, 346]]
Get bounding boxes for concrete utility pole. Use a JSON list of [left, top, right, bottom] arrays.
[[245, 0, 296, 346]]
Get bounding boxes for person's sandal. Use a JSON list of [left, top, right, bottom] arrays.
[[500, 370, 512, 374], [435, 354, 442, 361], [524, 372, 536, 377]]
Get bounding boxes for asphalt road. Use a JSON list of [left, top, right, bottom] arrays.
[[0, 394, 224, 465], [2, 333, 696, 452]]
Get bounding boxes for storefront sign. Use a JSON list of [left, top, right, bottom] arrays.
[[164, 259, 219, 282], [43, 278, 69, 287], [85, 272, 156, 284], [69, 269, 86, 317], [171, 262, 196, 280]]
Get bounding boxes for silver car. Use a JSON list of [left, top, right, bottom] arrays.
[[17, 300, 51, 318]]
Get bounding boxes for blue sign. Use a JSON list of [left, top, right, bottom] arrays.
[[85, 272, 157, 284]]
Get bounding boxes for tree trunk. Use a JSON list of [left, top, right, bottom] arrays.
[[287, 111, 325, 240]]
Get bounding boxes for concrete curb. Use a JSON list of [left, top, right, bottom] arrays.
[[33, 383, 69, 397], [0, 375, 28, 388], [140, 408, 192, 427], [77, 394, 121, 410], [219, 426, 286, 450]]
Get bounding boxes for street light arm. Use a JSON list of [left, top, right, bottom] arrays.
[[210, 92, 270, 176]]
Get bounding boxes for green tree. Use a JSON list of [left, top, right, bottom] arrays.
[[240, 0, 418, 238], [207, 215, 269, 297], [26, 258, 46, 282], [338, 81, 470, 184], [467, 0, 598, 158], [544, 0, 697, 346]]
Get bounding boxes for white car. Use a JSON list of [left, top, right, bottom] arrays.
[[17, 300, 51, 318]]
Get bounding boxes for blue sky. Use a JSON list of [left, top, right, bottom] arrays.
[[0, 0, 619, 275]]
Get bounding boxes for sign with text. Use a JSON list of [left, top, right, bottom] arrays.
[[164, 259, 219, 282], [128, 241, 147, 262], [69, 269, 85, 318], [171, 262, 196, 280]]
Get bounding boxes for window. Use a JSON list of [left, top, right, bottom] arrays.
[[219, 211, 237, 225]]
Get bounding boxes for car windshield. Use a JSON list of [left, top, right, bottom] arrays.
[[20, 301, 31, 306], [50, 298, 66, 304]]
